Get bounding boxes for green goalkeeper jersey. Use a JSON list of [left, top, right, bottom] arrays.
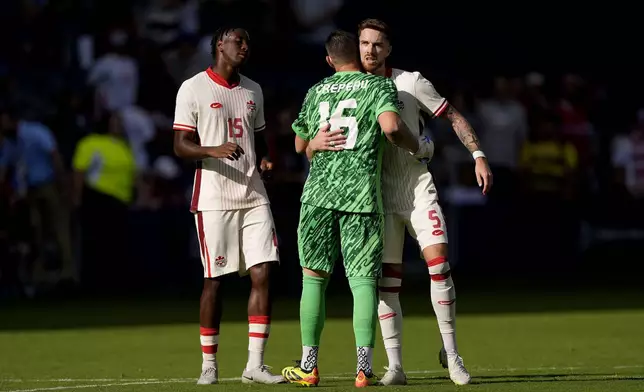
[[292, 71, 399, 214]]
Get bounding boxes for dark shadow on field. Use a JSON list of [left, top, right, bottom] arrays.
[[0, 278, 643, 331]]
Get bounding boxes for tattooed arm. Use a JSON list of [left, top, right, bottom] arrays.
[[441, 104, 482, 153], [413, 71, 493, 193]]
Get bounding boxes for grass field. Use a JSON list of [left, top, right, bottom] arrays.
[[1, 289, 643, 392]]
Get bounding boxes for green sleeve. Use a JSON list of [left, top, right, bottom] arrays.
[[292, 89, 313, 140], [374, 78, 399, 118]]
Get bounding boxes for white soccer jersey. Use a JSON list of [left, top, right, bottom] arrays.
[[382, 68, 448, 213], [173, 68, 269, 211]]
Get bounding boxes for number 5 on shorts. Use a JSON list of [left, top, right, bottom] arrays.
[[428, 209, 442, 228], [318, 99, 359, 149]]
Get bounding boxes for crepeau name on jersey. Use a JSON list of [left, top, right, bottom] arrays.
[[316, 80, 369, 94]]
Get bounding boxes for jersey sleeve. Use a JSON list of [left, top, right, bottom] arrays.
[[253, 86, 266, 132], [414, 72, 448, 118], [173, 82, 198, 132], [292, 89, 313, 140], [72, 137, 92, 171], [374, 78, 400, 118]]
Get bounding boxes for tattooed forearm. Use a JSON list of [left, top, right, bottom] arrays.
[[443, 104, 481, 153]]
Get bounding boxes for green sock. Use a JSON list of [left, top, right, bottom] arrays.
[[300, 274, 329, 347], [348, 277, 378, 348]]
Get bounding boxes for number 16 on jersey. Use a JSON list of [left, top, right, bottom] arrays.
[[318, 99, 358, 149]]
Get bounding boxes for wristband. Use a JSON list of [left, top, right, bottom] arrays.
[[472, 150, 486, 160]]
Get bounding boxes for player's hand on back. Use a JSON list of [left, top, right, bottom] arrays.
[[208, 142, 245, 160], [309, 123, 346, 152]]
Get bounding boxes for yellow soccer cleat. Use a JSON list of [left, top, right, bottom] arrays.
[[354, 370, 378, 388], [282, 364, 320, 387]]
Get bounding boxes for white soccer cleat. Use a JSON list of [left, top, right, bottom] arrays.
[[439, 347, 471, 385], [378, 366, 407, 386], [242, 365, 286, 384], [197, 366, 218, 384]]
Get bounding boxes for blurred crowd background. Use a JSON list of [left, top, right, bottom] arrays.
[[1, 0, 643, 299]]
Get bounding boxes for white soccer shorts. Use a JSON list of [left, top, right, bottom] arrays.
[[383, 200, 448, 264], [194, 204, 279, 278]]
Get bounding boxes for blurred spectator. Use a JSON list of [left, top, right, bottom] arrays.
[[119, 105, 157, 171], [291, 0, 343, 79], [0, 105, 75, 289], [522, 72, 550, 121], [519, 113, 578, 201], [141, 0, 199, 51], [611, 109, 644, 202], [163, 33, 211, 86], [478, 76, 529, 201], [72, 113, 136, 290], [519, 112, 581, 262], [87, 29, 139, 113], [557, 74, 594, 170]]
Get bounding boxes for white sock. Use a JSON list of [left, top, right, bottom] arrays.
[[427, 256, 457, 356], [378, 268, 403, 369], [199, 326, 219, 369], [356, 346, 374, 374], [246, 316, 270, 370], [301, 346, 319, 371]]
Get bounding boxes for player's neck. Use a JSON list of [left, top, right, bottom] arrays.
[[335, 63, 361, 73], [371, 65, 387, 77], [210, 63, 240, 83]]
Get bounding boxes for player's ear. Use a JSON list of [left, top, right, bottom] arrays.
[[325, 56, 334, 69], [387, 44, 392, 57]]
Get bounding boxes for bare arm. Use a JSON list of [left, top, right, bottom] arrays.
[[295, 135, 308, 154], [441, 104, 482, 153], [378, 111, 419, 153], [173, 131, 213, 160]]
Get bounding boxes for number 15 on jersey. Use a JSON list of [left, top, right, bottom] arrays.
[[318, 99, 358, 149]]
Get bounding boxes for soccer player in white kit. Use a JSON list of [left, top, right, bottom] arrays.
[[173, 27, 284, 385], [357, 19, 493, 386]]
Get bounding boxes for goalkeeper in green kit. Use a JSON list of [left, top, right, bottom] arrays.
[[281, 30, 434, 387]]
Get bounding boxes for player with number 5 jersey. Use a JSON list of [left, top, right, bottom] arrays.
[[282, 30, 432, 388]]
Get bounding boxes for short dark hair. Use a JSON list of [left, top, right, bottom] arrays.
[[325, 30, 359, 65], [357, 18, 391, 43], [210, 26, 248, 58]]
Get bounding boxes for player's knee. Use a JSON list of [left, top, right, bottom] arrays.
[[202, 277, 221, 297], [302, 268, 329, 278], [379, 264, 402, 294], [426, 256, 451, 280], [249, 262, 271, 289]]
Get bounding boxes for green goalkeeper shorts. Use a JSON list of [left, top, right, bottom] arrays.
[[297, 203, 383, 278]]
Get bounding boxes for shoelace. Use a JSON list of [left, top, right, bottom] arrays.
[[258, 365, 274, 373], [453, 356, 465, 368]]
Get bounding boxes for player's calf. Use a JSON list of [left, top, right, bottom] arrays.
[[377, 264, 405, 374], [349, 276, 379, 380], [425, 249, 470, 384], [198, 278, 222, 384], [243, 263, 284, 383], [198, 326, 219, 384], [425, 253, 457, 354]]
